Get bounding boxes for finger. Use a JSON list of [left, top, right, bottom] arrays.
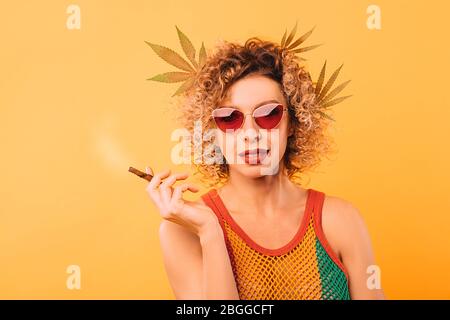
[[169, 183, 191, 210], [171, 182, 200, 205], [187, 184, 200, 193], [145, 166, 154, 176], [146, 168, 171, 201], [160, 172, 190, 207], [169, 183, 200, 217], [147, 168, 170, 190], [161, 172, 189, 188]]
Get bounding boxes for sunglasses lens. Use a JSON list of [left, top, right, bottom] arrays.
[[254, 104, 284, 129], [212, 108, 244, 132]]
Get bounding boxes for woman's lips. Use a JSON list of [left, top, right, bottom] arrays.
[[239, 149, 270, 164], [238, 148, 269, 157]]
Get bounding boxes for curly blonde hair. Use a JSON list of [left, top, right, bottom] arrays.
[[173, 37, 336, 188]]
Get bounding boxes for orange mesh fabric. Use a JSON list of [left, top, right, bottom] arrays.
[[201, 188, 350, 300]]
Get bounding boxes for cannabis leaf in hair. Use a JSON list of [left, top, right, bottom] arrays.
[[145, 25, 207, 97], [280, 20, 323, 61], [314, 60, 352, 121]]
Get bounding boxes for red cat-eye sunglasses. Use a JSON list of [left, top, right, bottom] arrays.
[[211, 103, 288, 133]]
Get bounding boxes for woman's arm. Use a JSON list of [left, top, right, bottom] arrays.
[[322, 196, 386, 300], [159, 217, 240, 300], [147, 169, 240, 300], [198, 220, 241, 299]]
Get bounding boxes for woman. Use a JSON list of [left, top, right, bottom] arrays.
[[145, 34, 385, 300]]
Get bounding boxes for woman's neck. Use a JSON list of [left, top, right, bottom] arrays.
[[218, 166, 306, 218]]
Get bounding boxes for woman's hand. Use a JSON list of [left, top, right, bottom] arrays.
[[145, 167, 218, 237]]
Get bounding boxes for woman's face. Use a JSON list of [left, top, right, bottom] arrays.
[[213, 73, 292, 179]]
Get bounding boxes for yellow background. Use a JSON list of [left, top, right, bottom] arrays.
[[1, 0, 449, 299]]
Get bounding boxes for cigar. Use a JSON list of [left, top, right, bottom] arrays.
[[128, 166, 153, 182]]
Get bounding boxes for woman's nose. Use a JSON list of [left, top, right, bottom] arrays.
[[241, 114, 256, 129], [241, 114, 261, 142]]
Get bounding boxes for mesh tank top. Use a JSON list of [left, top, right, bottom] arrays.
[[201, 187, 351, 300]]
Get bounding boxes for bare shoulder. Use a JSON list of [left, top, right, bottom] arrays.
[[322, 194, 365, 226], [321, 193, 369, 257], [320, 192, 384, 299]]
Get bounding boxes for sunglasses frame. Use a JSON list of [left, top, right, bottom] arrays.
[[211, 103, 288, 132]]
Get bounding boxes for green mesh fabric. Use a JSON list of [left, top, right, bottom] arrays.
[[315, 238, 351, 300]]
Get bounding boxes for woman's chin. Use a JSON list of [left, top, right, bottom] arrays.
[[231, 161, 283, 178]]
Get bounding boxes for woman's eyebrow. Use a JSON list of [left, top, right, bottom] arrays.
[[219, 99, 281, 109]]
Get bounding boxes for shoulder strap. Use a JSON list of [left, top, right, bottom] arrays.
[[201, 188, 222, 216], [312, 190, 325, 227], [200, 189, 235, 260], [200, 189, 227, 235]]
